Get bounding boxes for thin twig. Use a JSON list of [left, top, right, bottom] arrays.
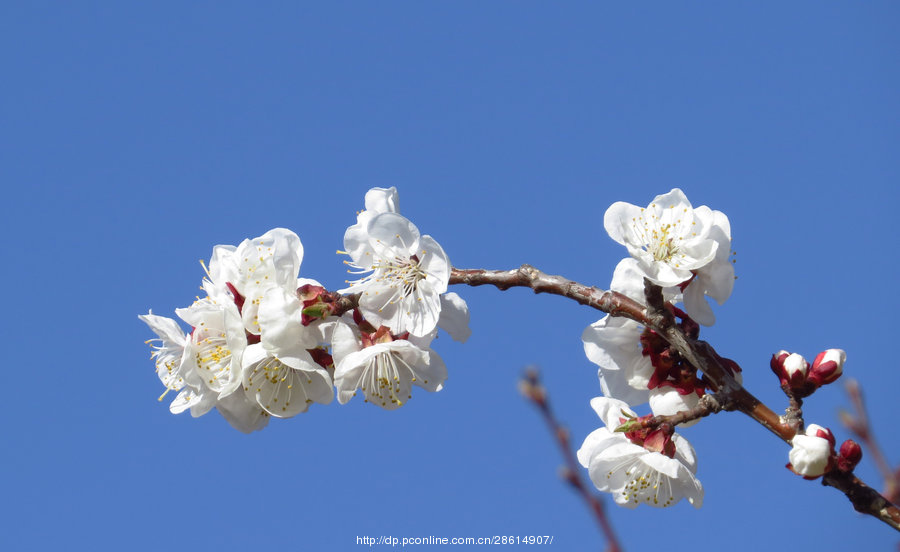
[[520, 369, 623, 552], [841, 379, 900, 503]]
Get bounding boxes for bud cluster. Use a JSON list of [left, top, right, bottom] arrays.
[[771, 349, 845, 397], [787, 423, 862, 479]]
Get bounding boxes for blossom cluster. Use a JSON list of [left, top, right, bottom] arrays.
[[141, 186, 858, 514], [578, 189, 736, 509], [141, 188, 469, 433], [576, 189, 856, 509]]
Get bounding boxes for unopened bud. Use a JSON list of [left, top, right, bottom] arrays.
[[805, 423, 835, 448], [808, 349, 845, 387], [771, 350, 808, 389], [783, 353, 808, 384], [837, 439, 863, 472], [787, 425, 836, 479]]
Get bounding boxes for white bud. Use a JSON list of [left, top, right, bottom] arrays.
[[789, 425, 834, 477], [783, 353, 808, 379]]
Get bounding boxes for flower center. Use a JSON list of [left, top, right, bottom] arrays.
[[615, 465, 677, 507], [630, 205, 695, 266], [245, 357, 314, 413], [195, 333, 233, 388], [360, 351, 419, 408], [371, 253, 427, 297]]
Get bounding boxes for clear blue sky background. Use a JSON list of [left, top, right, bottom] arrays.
[[2, 2, 898, 551]]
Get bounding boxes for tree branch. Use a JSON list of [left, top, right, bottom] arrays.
[[448, 264, 900, 532]]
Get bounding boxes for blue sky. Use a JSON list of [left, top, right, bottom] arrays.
[[2, 2, 899, 550]]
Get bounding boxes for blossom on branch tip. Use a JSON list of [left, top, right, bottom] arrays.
[[604, 189, 733, 325], [604, 188, 718, 288], [578, 397, 704, 509]]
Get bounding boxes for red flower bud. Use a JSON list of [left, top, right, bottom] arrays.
[[771, 351, 808, 389], [809, 424, 835, 448], [808, 349, 845, 387], [837, 439, 863, 472]]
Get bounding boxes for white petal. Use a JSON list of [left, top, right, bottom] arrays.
[[603, 201, 644, 247], [672, 433, 699, 474], [258, 286, 319, 354], [576, 427, 618, 468], [437, 292, 471, 343], [582, 317, 652, 406], [139, 312, 186, 345], [364, 186, 400, 214], [683, 280, 716, 327], [418, 235, 450, 294], [367, 212, 421, 253], [343, 211, 377, 265], [216, 391, 270, 433], [414, 349, 448, 392], [330, 321, 362, 367], [589, 396, 636, 429], [648, 388, 701, 428]]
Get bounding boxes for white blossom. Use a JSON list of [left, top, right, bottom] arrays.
[[202, 228, 305, 335], [176, 298, 247, 400], [139, 311, 218, 418], [341, 204, 451, 337], [331, 321, 447, 410], [577, 397, 703, 509], [241, 344, 333, 418], [604, 188, 719, 289]]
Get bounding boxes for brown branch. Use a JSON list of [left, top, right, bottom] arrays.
[[448, 264, 900, 532], [520, 369, 623, 552], [822, 471, 900, 531], [621, 393, 723, 431], [779, 383, 805, 435], [449, 265, 646, 322]]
